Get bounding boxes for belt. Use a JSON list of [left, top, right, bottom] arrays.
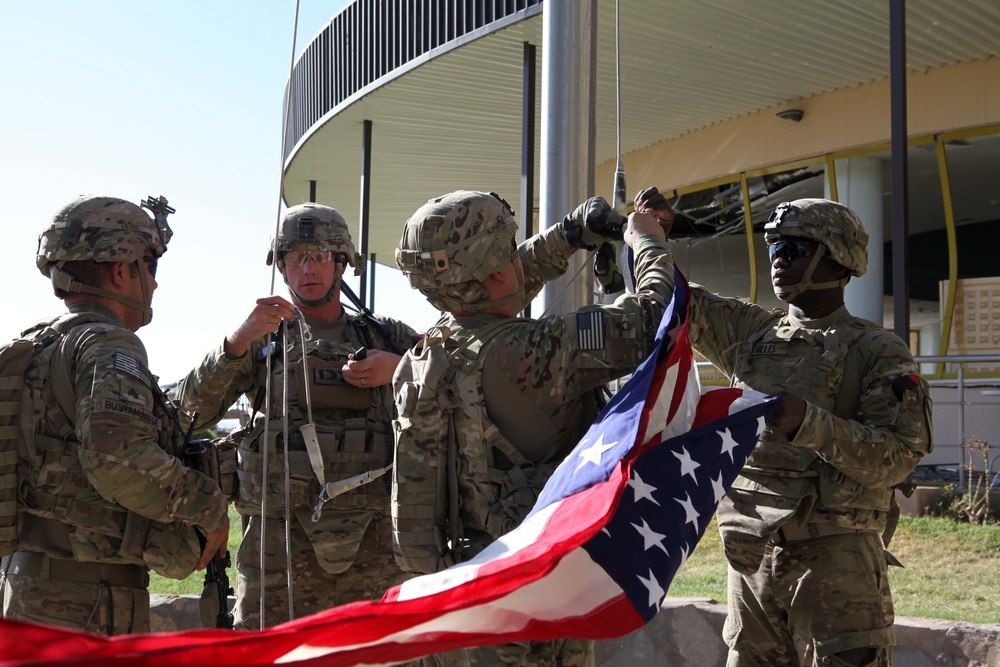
[[770, 522, 866, 545], [5, 551, 149, 588]]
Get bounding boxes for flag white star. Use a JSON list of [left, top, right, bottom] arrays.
[[719, 427, 739, 463], [711, 473, 727, 504], [629, 470, 660, 505], [675, 492, 700, 528], [672, 446, 701, 482], [575, 433, 618, 471], [631, 518, 669, 555], [637, 568, 665, 608], [679, 543, 690, 567], [756, 415, 767, 436]]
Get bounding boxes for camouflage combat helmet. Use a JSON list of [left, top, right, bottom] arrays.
[[763, 198, 868, 302], [266, 203, 364, 274], [268, 203, 364, 308], [36, 195, 173, 327], [37, 195, 172, 274], [396, 191, 522, 314], [764, 199, 868, 276]]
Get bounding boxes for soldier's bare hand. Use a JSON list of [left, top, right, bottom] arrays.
[[341, 350, 402, 388], [767, 395, 807, 438], [197, 514, 230, 570], [625, 210, 667, 248], [224, 296, 297, 359]]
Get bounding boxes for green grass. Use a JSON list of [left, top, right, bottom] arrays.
[[668, 515, 1000, 625], [148, 506, 243, 596], [150, 511, 1000, 625]]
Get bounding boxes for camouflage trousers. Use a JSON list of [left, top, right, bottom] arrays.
[[234, 509, 409, 630], [421, 639, 595, 667], [1, 552, 150, 635], [723, 531, 894, 667]]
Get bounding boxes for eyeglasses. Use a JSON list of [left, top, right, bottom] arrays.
[[283, 249, 341, 266], [768, 238, 818, 263], [142, 255, 158, 277]]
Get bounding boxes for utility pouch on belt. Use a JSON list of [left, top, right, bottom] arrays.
[[300, 357, 371, 411]]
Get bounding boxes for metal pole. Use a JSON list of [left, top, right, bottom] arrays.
[[958, 363, 967, 492], [521, 41, 536, 318], [309, 179, 316, 202], [359, 119, 373, 308], [890, 0, 911, 344], [369, 252, 376, 312], [539, 0, 597, 316]]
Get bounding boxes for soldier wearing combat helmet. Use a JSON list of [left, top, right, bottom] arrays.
[[633, 188, 932, 667], [177, 202, 420, 629], [1, 195, 229, 635], [392, 190, 675, 667]]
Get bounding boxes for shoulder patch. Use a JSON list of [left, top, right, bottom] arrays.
[[576, 311, 606, 351], [112, 351, 151, 388], [101, 398, 162, 429]]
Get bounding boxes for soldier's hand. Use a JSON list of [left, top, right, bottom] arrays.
[[341, 349, 402, 388], [563, 196, 627, 249], [625, 210, 667, 248], [767, 395, 807, 438], [224, 296, 297, 359], [634, 186, 675, 237], [197, 514, 230, 570]]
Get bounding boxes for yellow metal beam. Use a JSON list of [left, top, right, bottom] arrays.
[[935, 138, 960, 378], [739, 173, 759, 303]]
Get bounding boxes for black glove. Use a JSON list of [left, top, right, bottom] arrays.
[[594, 242, 625, 294], [563, 197, 627, 250]]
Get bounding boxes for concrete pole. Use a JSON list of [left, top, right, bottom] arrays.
[[538, 0, 597, 316], [827, 156, 884, 325]]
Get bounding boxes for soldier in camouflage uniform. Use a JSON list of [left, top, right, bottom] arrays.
[[176, 203, 420, 629], [633, 188, 934, 667], [393, 191, 675, 667], [0, 195, 230, 635]]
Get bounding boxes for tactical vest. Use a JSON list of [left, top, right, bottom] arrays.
[[715, 315, 901, 573], [392, 319, 529, 574], [4, 312, 199, 577], [235, 316, 394, 517], [727, 316, 891, 518]]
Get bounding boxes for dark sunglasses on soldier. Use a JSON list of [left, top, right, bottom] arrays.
[[768, 238, 818, 263], [142, 255, 158, 277]]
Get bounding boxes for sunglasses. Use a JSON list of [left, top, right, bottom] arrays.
[[284, 249, 348, 266], [142, 255, 159, 277], [768, 238, 818, 263]]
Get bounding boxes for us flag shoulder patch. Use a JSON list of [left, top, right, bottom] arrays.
[[113, 352, 152, 388], [576, 311, 606, 351]]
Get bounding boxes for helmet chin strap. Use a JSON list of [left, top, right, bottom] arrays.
[[772, 245, 849, 303], [464, 259, 527, 315], [50, 262, 154, 327], [288, 282, 338, 308]]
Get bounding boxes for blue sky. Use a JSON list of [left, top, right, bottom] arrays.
[[0, 1, 441, 382]]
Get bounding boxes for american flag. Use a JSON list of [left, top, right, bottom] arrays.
[[575, 311, 606, 350], [0, 269, 775, 667]]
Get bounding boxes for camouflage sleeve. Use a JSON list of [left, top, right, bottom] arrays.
[[176, 337, 263, 431], [516, 223, 577, 306], [491, 234, 674, 401], [686, 285, 782, 375], [72, 327, 227, 533], [372, 315, 423, 350], [792, 333, 933, 486]]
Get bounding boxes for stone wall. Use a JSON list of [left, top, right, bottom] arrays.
[[150, 595, 1000, 666]]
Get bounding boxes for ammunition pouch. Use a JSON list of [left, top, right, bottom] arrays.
[[236, 419, 391, 516], [299, 357, 371, 411]]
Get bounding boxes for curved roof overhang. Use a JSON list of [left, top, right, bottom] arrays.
[[282, 0, 1000, 268]]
